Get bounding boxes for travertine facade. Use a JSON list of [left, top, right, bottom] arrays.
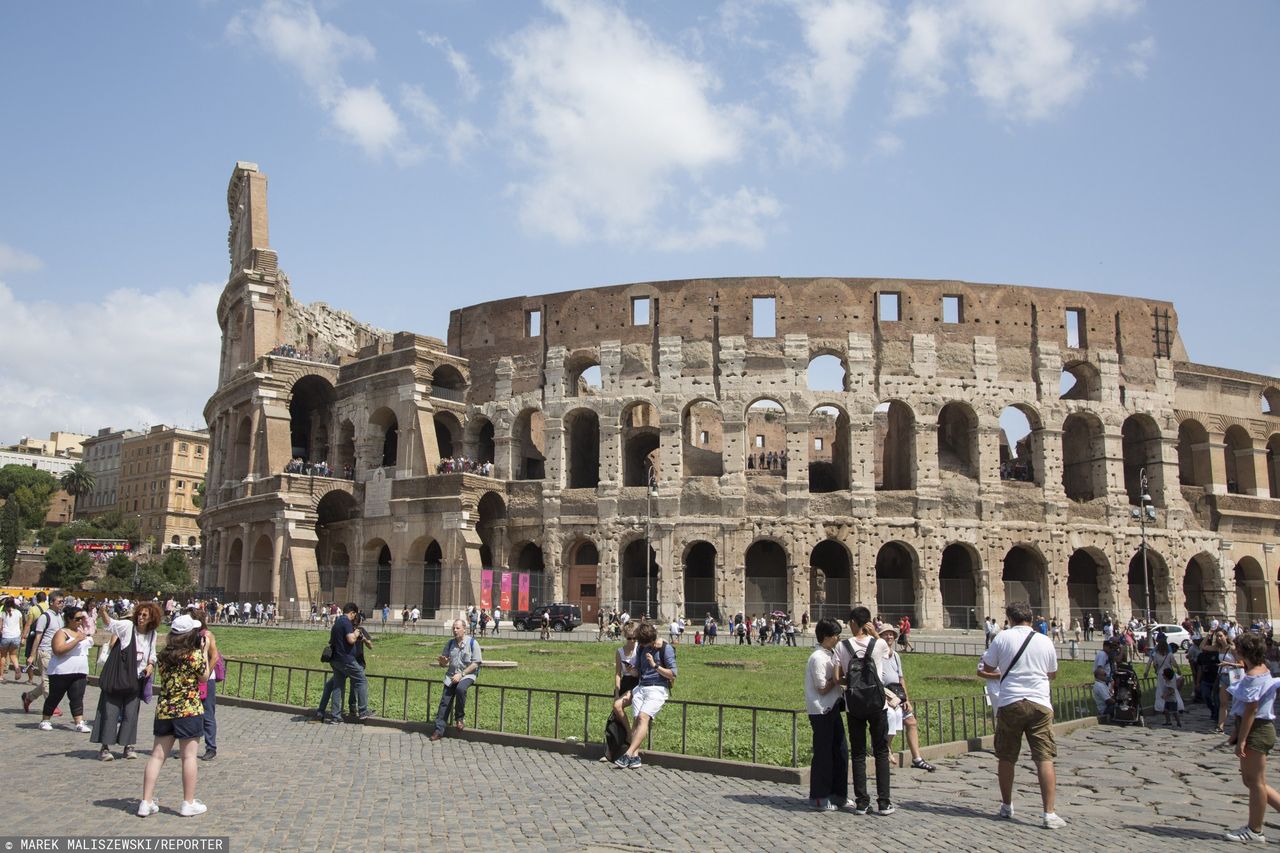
[[201, 163, 1280, 627]]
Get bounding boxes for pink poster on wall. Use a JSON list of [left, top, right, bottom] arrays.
[[499, 573, 512, 611], [480, 570, 493, 610], [517, 573, 530, 612]]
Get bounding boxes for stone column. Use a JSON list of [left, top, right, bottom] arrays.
[[1207, 439, 1229, 495], [238, 522, 252, 594], [270, 519, 285, 605], [216, 529, 231, 589]]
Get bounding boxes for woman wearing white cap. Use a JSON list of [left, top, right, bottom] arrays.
[[137, 614, 212, 818]]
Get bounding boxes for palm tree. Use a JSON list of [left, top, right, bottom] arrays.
[[60, 462, 96, 517]]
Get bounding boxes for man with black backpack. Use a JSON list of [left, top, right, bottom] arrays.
[[979, 601, 1064, 829], [835, 605, 894, 816], [21, 590, 65, 714]]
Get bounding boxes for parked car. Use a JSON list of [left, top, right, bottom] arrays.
[[510, 603, 583, 632], [1133, 623, 1191, 650]]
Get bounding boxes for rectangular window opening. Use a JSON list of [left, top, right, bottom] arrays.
[[699, 430, 709, 445], [879, 292, 901, 322], [1066, 308, 1086, 348], [814, 437, 824, 451], [754, 434, 765, 448], [752, 296, 776, 338], [525, 309, 542, 338], [942, 295, 962, 324], [630, 296, 650, 326]]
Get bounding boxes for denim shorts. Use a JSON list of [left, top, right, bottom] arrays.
[[154, 715, 204, 741]]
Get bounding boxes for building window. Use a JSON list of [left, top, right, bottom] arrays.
[[755, 434, 765, 448], [176, 480, 185, 490], [631, 296, 651, 325], [525, 308, 542, 337], [699, 430, 709, 445], [752, 297, 776, 338], [943, 295, 962, 324], [814, 437, 824, 451], [879, 292, 901, 322], [179, 443, 188, 453], [1066, 308, 1086, 348], [195, 447, 203, 457]]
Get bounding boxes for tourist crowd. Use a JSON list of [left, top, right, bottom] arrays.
[[435, 456, 494, 476]]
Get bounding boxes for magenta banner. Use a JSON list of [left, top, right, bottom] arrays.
[[499, 572, 512, 611], [480, 570, 493, 610]]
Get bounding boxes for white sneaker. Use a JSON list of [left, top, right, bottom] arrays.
[[38, 720, 52, 731], [74, 721, 92, 733], [136, 800, 159, 818], [1225, 825, 1266, 843], [875, 804, 897, 816], [179, 800, 208, 817], [1043, 813, 1067, 829], [997, 803, 1014, 819]]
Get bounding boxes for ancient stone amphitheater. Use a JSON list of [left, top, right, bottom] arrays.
[[200, 162, 1280, 627]]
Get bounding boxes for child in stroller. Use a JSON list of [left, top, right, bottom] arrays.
[[1110, 661, 1145, 726]]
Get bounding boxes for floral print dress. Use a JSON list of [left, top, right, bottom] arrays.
[[156, 649, 206, 720]]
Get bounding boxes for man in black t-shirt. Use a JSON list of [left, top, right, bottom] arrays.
[[324, 603, 369, 722]]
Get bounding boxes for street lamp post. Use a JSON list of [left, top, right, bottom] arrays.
[[645, 461, 658, 620], [1131, 467, 1156, 628]]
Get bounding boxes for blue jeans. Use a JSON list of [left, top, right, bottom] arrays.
[[202, 679, 217, 751], [434, 679, 473, 735], [326, 658, 367, 718]]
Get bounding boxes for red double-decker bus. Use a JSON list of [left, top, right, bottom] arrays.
[[72, 539, 132, 554]]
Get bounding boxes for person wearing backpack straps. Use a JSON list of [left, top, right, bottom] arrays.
[[835, 606, 894, 816], [430, 619, 482, 741], [21, 590, 66, 714], [978, 601, 1065, 830]]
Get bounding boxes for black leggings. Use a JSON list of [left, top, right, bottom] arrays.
[[44, 673, 87, 717]]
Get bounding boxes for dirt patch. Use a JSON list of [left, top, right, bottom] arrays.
[[704, 661, 764, 670]]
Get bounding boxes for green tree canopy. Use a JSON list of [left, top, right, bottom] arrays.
[[0, 466, 60, 530], [39, 539, 94, 589], [0, 500, 20, 584]]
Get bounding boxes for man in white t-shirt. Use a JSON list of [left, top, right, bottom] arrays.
[[979, 601, 1064, 830]]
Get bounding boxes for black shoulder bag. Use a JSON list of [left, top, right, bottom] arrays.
[[99, 629, 140, 695]]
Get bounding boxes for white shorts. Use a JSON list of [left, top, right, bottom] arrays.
[[631, 685, 669, 719]]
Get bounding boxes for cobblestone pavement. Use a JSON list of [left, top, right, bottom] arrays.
[[0, 680, 1253, 852]]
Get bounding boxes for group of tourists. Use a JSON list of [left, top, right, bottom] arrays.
[[435, 456, 494, 476], [284, 457, 343, 478], [6, 590, 223, 818], [746, 449, 789, 472], [267, 342, 337, 364]]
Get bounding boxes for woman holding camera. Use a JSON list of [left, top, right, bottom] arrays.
[[91, 602, 161, 760]]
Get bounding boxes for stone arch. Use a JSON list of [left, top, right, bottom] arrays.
[[225, 538, 244, 597], [512, 541, 549, 610], [314, 490, 356, 601], [288, 375, 335, 463], [476, 491, 506, 568], [1235, 556, 1267, 624], [1002, 544, 1047, 615], [1121, 414, 1165, 507], [434, 411, 463, 461], [1224, 424, 1257, 494], [565, 537, 601, 623], [1062, 412, 1106, 501], [466, 416, 496, 465], [187, 536, 197, 547], [875, 541, 918, 624], [1127, 547, 1171, 622], [682, 399, 724, 477], [1263, 387, 1280, 416], [744, 539, 789, 616], [999, 403, 1043, 484], [939, 542, 979, 629], [1268, 434, 1280, 499], [232, 416, 252, 481], [369, 540, 392, 614], [1184, 552, 1219, 619], [744, 399, 787, 473], [620, 538, 659, 617], [806, 353, 847, 392], [1060, 361, 1101, 401], [937, 401, 980, 480], [809, 404, 850, 492], [622, 401, 660, 486], [513, 408, 546, 480], [1067, 547, 1110, 621], [810, 539, 851, 622], [564, 408, 601, 488], [565, 351, 602, 397], [683, 541, 717, 619], [1177, 419, 1212, 488], [430, 364, 466, 393], [336, 419, 356, 477], [369, 407, 399, 469], [875, 401, 916, 490], [422, 540, 443, 615]]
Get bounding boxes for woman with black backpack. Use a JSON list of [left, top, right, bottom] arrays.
[[836, 605, 894, 816]]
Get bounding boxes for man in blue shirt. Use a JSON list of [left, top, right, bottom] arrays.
[[323, 602, 370, 722]]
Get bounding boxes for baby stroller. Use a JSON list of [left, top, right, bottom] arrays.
[[1109, 663, 1146, 726]]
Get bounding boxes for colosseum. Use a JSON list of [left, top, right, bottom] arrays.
[[200, 162, 1280, 628]]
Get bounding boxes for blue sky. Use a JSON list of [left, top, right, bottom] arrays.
[[0, 0, 1276, 441]]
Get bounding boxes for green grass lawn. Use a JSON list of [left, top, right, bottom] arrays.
[[207, 626, 1101, 767]]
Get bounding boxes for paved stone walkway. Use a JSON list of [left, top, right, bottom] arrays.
[[0, 680, 1254, 851]]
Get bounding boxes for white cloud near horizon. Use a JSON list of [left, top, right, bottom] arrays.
[[0, 243, 44, 275], [497, 0, 778, 249], [0, 281, 220, 443]]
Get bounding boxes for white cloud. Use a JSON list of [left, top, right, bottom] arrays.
[[655, 188, 782, 251], [891, 3, 956, 119], [422, 33, 482, 100], [497, 0, 764, 248], [401, 85, 482, 164], [1125, 35, 1155, 79], [782, 0, 892, 119], [0, 243, 43, 275], [330, 84, 409, 159], [873, 130, 903, 155], [0, 281, 220, 442]]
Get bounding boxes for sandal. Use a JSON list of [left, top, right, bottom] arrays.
[[911, 758, 936, 772]]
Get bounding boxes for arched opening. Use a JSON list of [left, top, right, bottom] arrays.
[[682, 400, 724, 477], [513, 408, 546, 480], [683, 542, 717, 619], [225, 538, 243, 597], [476, 491, 506, 569], [567, 539, 601, 623], [513, 542, 550, 611], [564, 408, 601, 488], [620, 539, 659, 617], [1122, 414, 1165, 507], [467, 417, 496, 465], [567, 357, 602, 397], [248, 535, 271, 597], [1225, 425, 1257, 495], [622, 401, 661, 487], [1263, 388, 1280, 416], [1002, 545, 1046, 615], [434, 411, 462, 461], [171, 535, 180, 546], [999, 404, 1041, 484], [875, 542, 917, 624], [288, 375, 335, 463], [430, 364, 466, 396], [745, 540, 789, 616], [232, 417, 252, 481], [1060, 361, 1101, 401], [1184, 553, 1216, 620], [807, 354, 847, 392], [188, 536, 197, 547], [422, 541, 442, 616], [937, 402, 979, 479], [1067, 548, 1106, 622], [1177, 419, 1212, 488], [315, 490, 357, 602], [1127, 548, 1171, 622], [808, 405, 849, 492], [809, 540, 851, 622], [875, 401, 916, 490], [317, 543, 348, 602], [1062, 412, 1106, 502], [369, 543, 391, 614], [939, 543, 978, 629], [1235, 557, 1267, 625], [745, 399, 787, 474], [369, 408, 399, 469], [1268, 434, 1280, 499]]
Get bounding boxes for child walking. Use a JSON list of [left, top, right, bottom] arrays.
[[1156, 666, 1184, 726], [1224, 632, 1280, 843]]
